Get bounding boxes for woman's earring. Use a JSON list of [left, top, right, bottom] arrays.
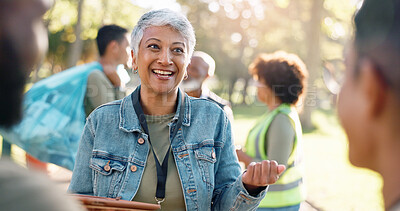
[[184, 74, 188, 80], [133, 67, 138, 74]]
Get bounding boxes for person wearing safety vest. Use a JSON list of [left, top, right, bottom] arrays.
[[236, 51, 308, 211]]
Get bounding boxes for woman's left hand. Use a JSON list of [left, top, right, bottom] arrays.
[[241, 160, 285, 193]]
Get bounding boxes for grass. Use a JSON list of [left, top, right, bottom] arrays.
[[232, 105, 384, 211]]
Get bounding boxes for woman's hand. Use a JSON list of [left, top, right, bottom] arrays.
[[242, 160, 285, 195], [236, 148, 253, 168]]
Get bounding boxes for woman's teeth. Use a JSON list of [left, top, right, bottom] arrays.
[[153, 70, 172, 75]]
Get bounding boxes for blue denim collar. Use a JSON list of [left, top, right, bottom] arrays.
[[119, 86, 191, 133]]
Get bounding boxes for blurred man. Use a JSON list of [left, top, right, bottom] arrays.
[[84, 24, 130, 116], [338, 0, 400, 210], [181, 51, 234, 122], [27, 24, 129, 171], [0, 0, 84, 210]]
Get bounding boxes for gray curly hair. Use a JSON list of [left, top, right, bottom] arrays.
[[130, 9, 196, 64]]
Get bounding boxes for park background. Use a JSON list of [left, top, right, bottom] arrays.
[[0, 0, 384, 210]]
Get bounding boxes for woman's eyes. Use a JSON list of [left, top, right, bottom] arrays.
[[173, 48, 184, 54], [147, 44, 184, 54], [147, 44, 160, 49]]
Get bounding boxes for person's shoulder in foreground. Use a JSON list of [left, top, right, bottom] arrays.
[[0, 159, 84, 211]]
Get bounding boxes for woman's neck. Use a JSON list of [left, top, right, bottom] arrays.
[[139, 88, 178, 115], [267, 97, 283, 111], [380, 136, 400, 209]]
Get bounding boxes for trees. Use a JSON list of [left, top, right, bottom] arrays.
[[178, 0, 357, 129], [39, 0, 357, 129], [35, 0, 142, 81]]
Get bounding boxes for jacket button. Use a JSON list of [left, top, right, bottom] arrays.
[[138, 138, 145, 145], [130, 165, 137, 172], [104, 162, 111, 172]]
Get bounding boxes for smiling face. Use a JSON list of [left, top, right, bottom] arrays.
[[132, 26, 188, 97]]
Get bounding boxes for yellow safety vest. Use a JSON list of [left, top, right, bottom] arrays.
[[244, 104, 305, 208]]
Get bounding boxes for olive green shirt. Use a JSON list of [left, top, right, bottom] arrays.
[[84, 70, 125, 116], [132, 113, 186, 211], [264, 113, 295, 168]]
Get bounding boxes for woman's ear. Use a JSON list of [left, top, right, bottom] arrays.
[[131, 50, 138, 70], [359, 59, 388, 119]]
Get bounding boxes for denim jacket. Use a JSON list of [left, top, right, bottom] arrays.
[[68, 88, 267, 210]]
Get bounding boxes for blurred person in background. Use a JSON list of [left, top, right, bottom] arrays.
[[338, 0, 400, 210], [236, 51, 308, 211], [0, 0, 83, 210], [84, 24, 130, 116], [181, 51, 234, 123], [25, 24, 130, 171]]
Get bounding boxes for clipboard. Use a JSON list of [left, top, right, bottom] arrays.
[[70, 194, 160, 211]]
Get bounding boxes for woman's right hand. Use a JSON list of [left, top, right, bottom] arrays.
[[241, 160, 285, 195]]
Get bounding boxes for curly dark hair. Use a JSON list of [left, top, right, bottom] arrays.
[[249, 51, 308, 105]]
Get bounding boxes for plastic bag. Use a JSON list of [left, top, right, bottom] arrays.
[[0, 62, 103, 170]]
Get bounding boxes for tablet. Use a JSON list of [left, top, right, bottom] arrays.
[[70, 194, 160, 211]]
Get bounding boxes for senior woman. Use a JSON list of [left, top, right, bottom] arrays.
[[68, 9, 284, 210], [236, 51, 308, 211]]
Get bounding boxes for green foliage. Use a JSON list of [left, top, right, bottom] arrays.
[[177, 0, 357, 107], [40, 0, 358, 108], [41, 0, 142, 74]]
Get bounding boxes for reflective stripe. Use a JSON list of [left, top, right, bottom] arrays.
[[268, 178, 303, 192], [255, 129, 262, 160], [245, 104, 305, 207]]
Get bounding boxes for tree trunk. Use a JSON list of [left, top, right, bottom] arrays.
[[66, 0, 85, 68], [228, 76, 236, 104], [241, 78, 249, 105], [32, 0, 57, 82], [300, 0, 324, 131]]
